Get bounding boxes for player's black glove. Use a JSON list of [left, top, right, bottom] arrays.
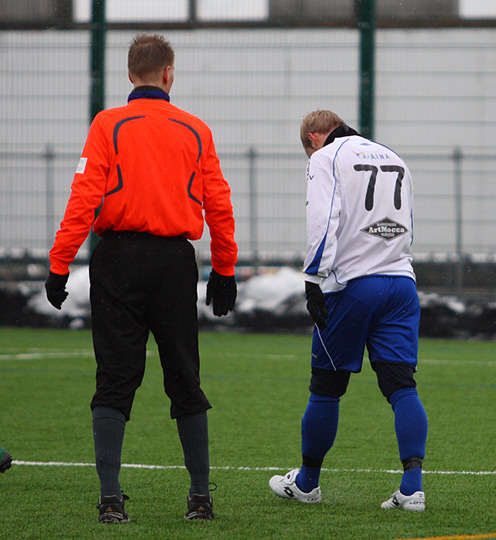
[[305, 281, 328, 330], [45, 271, 69, 310], [206, 269, 237, 317]]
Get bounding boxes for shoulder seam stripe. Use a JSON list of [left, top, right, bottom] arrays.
[[168, 118, 202, 162], [113, 116, 146, 154]]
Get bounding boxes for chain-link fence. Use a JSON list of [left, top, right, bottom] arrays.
[[1, 26, 495, 269]]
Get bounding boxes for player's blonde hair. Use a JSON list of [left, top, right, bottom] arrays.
[[300, 110, 346, 150], [128, 34, 175, 81]]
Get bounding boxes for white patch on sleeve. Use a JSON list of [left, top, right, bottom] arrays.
[[76, 157, 88, 174]]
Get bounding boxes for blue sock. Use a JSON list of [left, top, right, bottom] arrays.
[[400, 467, 423, 496], [296, 393, 340, 493], [389, 387, 428, 496]]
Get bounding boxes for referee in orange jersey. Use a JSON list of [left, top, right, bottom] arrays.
[[45, 34, 237, 523]]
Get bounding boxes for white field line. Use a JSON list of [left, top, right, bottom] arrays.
[[1, 350, 496, 366], [11, 460, 496, 475], [0, 350, 94, 361], [216, 352, 299, 360], [0, 350, 299, 361], [421, 358, 496, 367]]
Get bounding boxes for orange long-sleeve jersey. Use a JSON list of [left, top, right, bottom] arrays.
[[49, 89, 237, 276]]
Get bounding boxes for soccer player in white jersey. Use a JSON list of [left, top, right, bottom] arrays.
[[269, 110, 428, 511]]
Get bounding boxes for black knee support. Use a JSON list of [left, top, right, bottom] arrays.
[[309, 367, 351, 398], [372, 362, 416, 401]]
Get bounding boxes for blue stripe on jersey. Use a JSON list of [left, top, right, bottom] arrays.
[[306, 233, 328, 274], [305, 138, 352, 276], [410, 209, 414, 245]]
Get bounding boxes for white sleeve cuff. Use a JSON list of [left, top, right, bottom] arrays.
[[303, 273, 322, 285]]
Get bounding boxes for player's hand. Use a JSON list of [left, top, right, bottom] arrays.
[[45, 271, 69, 310], [206, 269, 237, 317], [305, 281, 328, 330]]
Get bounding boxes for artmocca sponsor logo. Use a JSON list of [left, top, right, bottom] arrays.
[[361, 217, 408, 241]]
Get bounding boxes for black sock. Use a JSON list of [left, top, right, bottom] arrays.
[[92, 406, 126, 498], [176, 411, 210, 496]]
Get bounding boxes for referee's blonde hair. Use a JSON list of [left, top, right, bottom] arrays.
[[128, 34, 175, 81], [300, 110, 345, 150]]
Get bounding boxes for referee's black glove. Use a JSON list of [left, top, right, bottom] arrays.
[[206, 269, 237, 317], [45, 271, 69, 310], [305, 281, 328, 330]]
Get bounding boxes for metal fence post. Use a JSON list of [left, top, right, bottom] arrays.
[[248, 146, 259, 273], [89, 0, 106, 256], [188, 0, 197, 26], [453, 147, 463, 292], [358, 0, 376, 140], [44, 143, 55, 248]]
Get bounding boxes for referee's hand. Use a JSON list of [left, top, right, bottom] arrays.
[[206, 269, 237, 317], [305, 281, 328, 330], [45, 271, 69, 310]]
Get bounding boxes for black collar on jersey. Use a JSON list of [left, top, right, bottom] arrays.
[[323, 125, 360, 146], [128, 86, 170, 103]]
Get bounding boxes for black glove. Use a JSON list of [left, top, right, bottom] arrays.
[[305, 281, 328, 330], [206, 269, 237, 317], [45, 271, 69, 310]]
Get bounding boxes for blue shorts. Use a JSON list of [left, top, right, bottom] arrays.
[[311, 276, 420, 373]]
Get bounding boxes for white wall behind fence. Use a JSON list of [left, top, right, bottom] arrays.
[[1, 28, 495, 262]]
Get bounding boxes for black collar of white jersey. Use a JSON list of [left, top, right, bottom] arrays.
[[128, 86, 170, 102], [323, 125, 360, 146]]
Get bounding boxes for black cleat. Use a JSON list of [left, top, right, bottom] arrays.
[[184, 493, 214, 520], [0, 451, 12, 473], [97, 494, 130, 523]]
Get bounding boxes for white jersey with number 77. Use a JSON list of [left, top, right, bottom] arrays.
[[303, 134, 416, 293]]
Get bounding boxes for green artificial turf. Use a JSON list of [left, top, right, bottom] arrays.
[[0, 328, 495, 540]]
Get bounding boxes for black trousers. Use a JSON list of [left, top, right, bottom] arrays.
[[89, 231, 211, 420]]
